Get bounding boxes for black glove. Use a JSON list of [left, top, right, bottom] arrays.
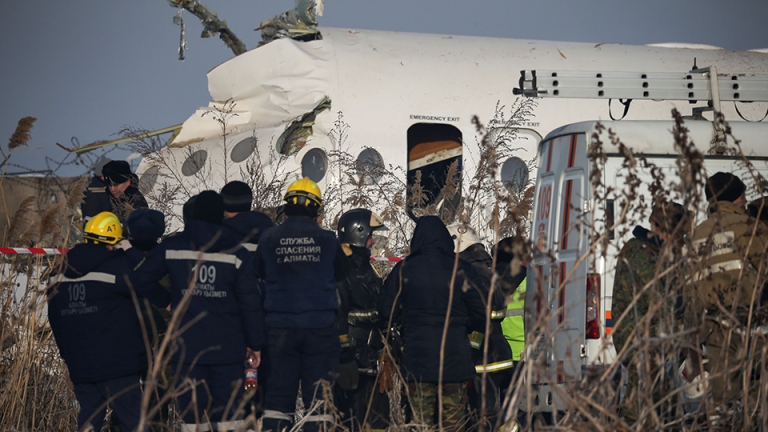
[[338, 360, 359, 391]]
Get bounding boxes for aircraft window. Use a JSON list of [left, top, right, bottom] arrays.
[[182, 150, 208, 177], [501, 156, 529, 193], [301, 148, 327, 183], [407, 123, 463, 220], [231, 137, 257, 163], [139, 166, 160, 194], [356, 148, 385, 185]]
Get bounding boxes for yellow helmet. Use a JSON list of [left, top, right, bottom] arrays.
[[84, 212, 123, 245], [284, 177, 323, 208]]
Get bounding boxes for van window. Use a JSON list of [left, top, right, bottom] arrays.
[[559, 172, 584, 251], [557, 134, 585, 252], [406, 123, 462, 218], [533, 176, 554, 252]]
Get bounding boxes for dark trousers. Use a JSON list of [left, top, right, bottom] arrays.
[[73, 374, 143, 432], [177, 362, 246, 428], [336, 373, 390, 431], [262, 326, 340, 432], [468, 367, 515, 429]]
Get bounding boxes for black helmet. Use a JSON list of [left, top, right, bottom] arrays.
[[337, 209, 388, 247]]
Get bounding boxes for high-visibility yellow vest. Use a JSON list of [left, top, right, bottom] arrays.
[[501, 278, 526, 361]]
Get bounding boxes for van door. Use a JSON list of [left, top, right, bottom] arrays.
[[527, 132, 588, 410]]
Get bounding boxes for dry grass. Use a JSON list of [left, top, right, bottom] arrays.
[[8, 117, 37, 151]]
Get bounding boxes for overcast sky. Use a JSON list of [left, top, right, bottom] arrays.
[[2, 0, 766, 176]]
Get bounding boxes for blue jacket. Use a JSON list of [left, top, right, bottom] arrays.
[[131, 220, 264, 365], [47, 244, 170, 383], [223, 211, 275, 255], [254, 216, 350, 329], [378, 216, 485, 383]]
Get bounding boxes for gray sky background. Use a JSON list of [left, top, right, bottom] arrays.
[[2, 0, 767, 176]]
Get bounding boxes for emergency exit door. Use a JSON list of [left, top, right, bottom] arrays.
[[406, 123, 463, 220]]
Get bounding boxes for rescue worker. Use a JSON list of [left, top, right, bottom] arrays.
[[613, 203, 689, 354], [379, 216, 486, 431], [220, 181, 274, 413], [494, 237, 528, 368], [220, 180, 275, 253], [493, 237, 527, 430], [612, 202, 688, 423], [81, 160, 134, 223], [125, 208, 165, 252], [253, 178, 351, 432], [124, 208, 172, 428], [125, 208, 170, 341], [335, 208, 390, 431], [47, 212, 170, 432], [685, 173, 768, 411], [131, 191, 264, 431], [446, 223, 515, 429]]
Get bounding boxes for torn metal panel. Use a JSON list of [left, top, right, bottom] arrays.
[[60, 124, 183, 155], [276, 97, 331, 155], [256, 0, 324, 47], [171, 36, 331, 147]]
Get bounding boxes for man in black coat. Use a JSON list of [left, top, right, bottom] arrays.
[[446, 223, 516, 429], [220, 180, 275, 412], [378, 216, 486, 430], [48, 211, 170, 432], [131, 191, 264, 432], [81, 160, 134, 223], [335, 208, 390, 431], [254, 178, 351, 432]]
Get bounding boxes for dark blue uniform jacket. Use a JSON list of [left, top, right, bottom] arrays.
[[223, 211, 275, 255], [254, 216, 350, 329], [378, 216, 485, 383], [132, 220, 264, 365], [47, 244, 170, 383]]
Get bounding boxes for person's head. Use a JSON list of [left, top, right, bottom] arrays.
[[706, 172, 747, 208], [190, 191, 225, 225], [221, 181, 253, 218], [446, 222, 481, 254], [126, 209, 166, 252], [83, 212, 122, 248], [337, 208, 388, 250], [494, 236, 526, 273], [650, 202, 689, 241], [283, 177, 323, 220], [100, 161, 132, 198]]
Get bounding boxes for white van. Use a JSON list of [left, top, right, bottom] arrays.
[[524, 119, 768, 416]]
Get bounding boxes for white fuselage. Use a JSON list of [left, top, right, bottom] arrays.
[[136, 27, 768, 232]]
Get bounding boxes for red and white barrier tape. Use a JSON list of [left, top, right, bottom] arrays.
[[0, 248, 67, 255], [370, 256, 402, 262]]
